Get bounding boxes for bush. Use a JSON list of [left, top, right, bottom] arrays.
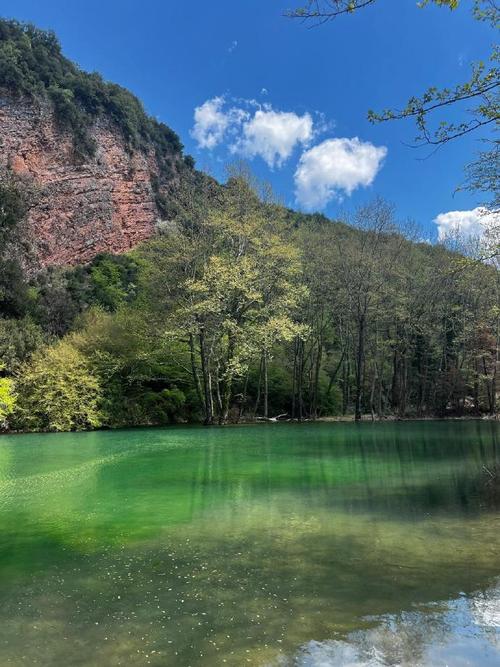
[[0, 375, 15, 426], [14, 339, 102, 431], [141, 387, 186, 424]]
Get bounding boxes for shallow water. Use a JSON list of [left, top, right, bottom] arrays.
[[0, 421, 499, 666]]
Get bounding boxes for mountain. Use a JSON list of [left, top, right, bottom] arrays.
[[0, 19, 193, 267]]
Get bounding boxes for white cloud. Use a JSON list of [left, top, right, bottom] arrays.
[[191, 97, 248, 150], [191, 97, 315, 167], [232, 109, 313, 168], [434, 207, 498, 241], [191, 97, 229, 149], [294, 137, 387, 209], [228, 40, 238, 53]]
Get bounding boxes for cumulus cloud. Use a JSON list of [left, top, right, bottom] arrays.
[[232, 109, 313, 168], [191, 97, 315, 166], [190, 97, 248, 150], [294, 137, 387, 209], [434, 207, 498, 241], [191, 97, 229, 149]]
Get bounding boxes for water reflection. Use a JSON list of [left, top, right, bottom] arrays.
[[286, 582, 500, 666], [0, 421, 499, 665]]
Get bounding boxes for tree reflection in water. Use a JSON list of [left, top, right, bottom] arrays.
[[288, 581, 500, 667]]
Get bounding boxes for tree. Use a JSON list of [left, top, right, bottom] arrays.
[[0, 317, 43, 373], [72, 308, 193, 426], [176, 196, 305, 423], [139, 175, 306, 424], [334, 200, 404, 420], [14, 338, 102, 431]]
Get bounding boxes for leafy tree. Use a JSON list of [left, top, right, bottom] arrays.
[[72, 308, 193, 426], [0, 258, 31, 318], [140, 176, 306, 424], [30, 268, 81, 336], [0, 317, 43, 373], [14, 339, 102, 431]]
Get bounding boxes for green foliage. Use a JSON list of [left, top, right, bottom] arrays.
[[0, 19, 188, 167], [0, 177, 33, 318], [0, 317, 43, 373], [0, 258, 31, 318], [66, 253, 140, 313], [140, 388, 186, 424], [14, 338, 102, 431], [0, 160, 497, 430], [0, 374, 15, 424], [72, 309, 193, 427], [286, 0, 460, 21], [139, 175, 307, 424], [25, 254, 141, 337], [30, 268, 82, 336]]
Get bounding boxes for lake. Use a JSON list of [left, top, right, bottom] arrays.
[[0, 421, 499, 666]]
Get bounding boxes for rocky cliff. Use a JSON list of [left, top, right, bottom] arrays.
[[0, 94, 171, 267]]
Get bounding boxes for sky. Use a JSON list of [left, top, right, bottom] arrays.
[[1, 0, 495, 239]]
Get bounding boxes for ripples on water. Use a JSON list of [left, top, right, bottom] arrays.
[[0, 421, 499, 665]]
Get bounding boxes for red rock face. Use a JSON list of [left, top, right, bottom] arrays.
[[0, 94, 166, 267]]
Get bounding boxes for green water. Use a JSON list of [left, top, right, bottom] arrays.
[[0, 421, 499, 666]]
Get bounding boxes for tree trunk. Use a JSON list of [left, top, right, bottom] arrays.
[[369, 363, 376, 421], [199, 330, 214, 425], [483, 355, 495, 415], [237, 373, 249, 423], [297, 339, 304, 421], [221, 335, 236, 424], [189, 333, 203, 410], [473, 358, 480, 415], [312, 340, 322, 419], [263, 351, 269, 419], [492, 316, 499, 415], [391, 348, 399, 413], [291, 338, 298, 419], [254, 355, 263, 417], [355, 316, 365, 421]]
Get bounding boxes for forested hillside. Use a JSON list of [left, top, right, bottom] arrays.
[[0, 20, 498, 431]]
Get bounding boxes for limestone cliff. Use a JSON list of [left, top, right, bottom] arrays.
[[0, 94, 175, 267]]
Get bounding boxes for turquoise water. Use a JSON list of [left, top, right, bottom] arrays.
[[0, 421, 499, 665]]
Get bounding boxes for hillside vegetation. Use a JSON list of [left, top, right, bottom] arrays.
[[0, 18, 189, 173], [0, 20, 498, 431]]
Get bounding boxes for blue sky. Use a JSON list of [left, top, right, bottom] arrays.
[[1, 0, 494, 238]]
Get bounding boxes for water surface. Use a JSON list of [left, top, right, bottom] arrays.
[[0, 421, 499, 665]]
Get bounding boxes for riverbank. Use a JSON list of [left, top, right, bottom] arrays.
[[2, 412, 498, 436], [317, 414, 499, 422]]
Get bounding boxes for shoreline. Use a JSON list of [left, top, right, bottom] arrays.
[[316, 414, 499, 423], [1, 413, 498, 436]]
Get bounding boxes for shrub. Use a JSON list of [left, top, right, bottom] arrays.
[[14, 339, 102, 431]]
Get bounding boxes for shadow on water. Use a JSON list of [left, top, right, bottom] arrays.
[[0, 421, 499, 665]]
